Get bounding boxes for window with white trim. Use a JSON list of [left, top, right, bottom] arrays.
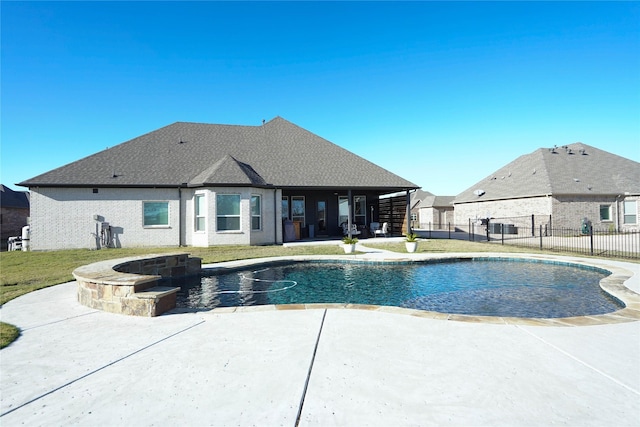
[[143, 201, 169, 227], [216, 194, 241, 231], [195, 193, 206, 232], [623, 200, 637, 224], [338, 195, 366, 225], [354, 195, 366, 225], [251, 195, 261, 230]]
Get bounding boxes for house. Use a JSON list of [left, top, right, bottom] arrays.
[[0, 185, 30, 248], [453, 143, 640, 233], [18, 117, 419, 250], [411, 191, 455, 230], [409, 189, 433, 228]]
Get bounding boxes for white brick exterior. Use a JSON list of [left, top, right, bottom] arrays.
[[30, 187, 181, 250], [29, 186, 283, 250], [183, 187, 282, 247]]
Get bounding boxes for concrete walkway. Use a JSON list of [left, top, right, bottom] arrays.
[[1, 249, 639, 426]]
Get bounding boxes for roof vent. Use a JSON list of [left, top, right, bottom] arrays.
[[473, 189, 485, 196], [579, 148, 587, 155]]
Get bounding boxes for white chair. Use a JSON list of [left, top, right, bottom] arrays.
[[369, 222, 380, 236], [341, 222, 361, 236], [374, 222, 389, 237]]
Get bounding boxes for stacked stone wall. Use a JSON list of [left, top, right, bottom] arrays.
[[74, 254, 201, 317]]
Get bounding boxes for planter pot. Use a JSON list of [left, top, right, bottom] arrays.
[[405, 241, 418, 253], [343, 243, 356, 254]]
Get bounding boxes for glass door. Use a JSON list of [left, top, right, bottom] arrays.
[[317, 201, 327, 235]]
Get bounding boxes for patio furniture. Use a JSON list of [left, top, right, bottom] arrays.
[[374, 222, 389, 237]]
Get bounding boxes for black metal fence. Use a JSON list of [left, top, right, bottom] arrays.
[[416, 220, 640, 260]]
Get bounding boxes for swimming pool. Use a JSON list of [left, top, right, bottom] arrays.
[[174, 258, 623, 318]]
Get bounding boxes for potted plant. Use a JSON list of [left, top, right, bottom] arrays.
[[404, 233, 419, 253], [342, 236, 358, 254]]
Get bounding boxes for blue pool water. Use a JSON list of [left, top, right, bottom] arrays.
[[174, 259, 622, 318]]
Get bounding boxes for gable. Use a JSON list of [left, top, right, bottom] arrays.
[[189, 155, 268, 186]]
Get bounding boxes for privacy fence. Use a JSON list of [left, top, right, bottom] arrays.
[[417, 215, 639, 260]]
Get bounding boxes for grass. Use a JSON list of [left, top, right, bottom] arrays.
[[0, 322, 20, 349], [364, 239, 537, 254]]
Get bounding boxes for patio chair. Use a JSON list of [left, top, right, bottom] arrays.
[[341, 222, 361, 236], [369, 222, 380, 235], [374, 222, 389, 237]]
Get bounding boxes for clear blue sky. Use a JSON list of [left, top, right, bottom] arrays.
[[2, 1, 639, 195]]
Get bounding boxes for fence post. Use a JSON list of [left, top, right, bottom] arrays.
[[486, 220, 490, 242], [531, 214, 535, 237], [501, 223, 504, 245], [448, 222, 451, 239], [590, 225, 594, 255], [469, 219, 472, 241], [539, 224, 543, 250]]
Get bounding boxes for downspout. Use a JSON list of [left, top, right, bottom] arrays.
[[274, 188, 279, 244], [405, 189, 413, 235], [178, 186, 184, 246], [615, 194, 621, 232]]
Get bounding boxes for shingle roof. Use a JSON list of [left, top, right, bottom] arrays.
[[18, 117, 419, 192], [455, 143, 640, 203], [0, 185, 30, 208]]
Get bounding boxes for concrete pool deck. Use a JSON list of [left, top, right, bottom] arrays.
[[1, 247, 639, 426]]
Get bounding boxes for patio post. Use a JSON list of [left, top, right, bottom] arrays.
[[347, 189, 353, 239], [406, 190, 411, 235]]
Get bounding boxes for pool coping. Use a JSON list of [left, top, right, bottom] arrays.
[[196, 252, 640, 327]]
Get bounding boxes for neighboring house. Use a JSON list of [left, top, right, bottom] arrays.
[[415, 194, 455, 229], [453, 143, 640, 232], [18, 117, 419, 250], [0, 185, 30, 248], [408, 189, 433, 228]]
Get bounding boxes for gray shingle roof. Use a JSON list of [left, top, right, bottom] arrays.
[[18, 117, 419, 192], [455, 143, 640, 203], [0, 185, 30, 208]]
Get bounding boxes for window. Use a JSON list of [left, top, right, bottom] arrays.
[[338, 196, 349, 225], [624, 200, 637, 224], [282, 196, 289, 220], [195, 194, 206, 231], [354, 196, 366, 224], [251, 195, 261, 230], [292, 196, 305, 227], [143, 202, 169, 227], [599, 205, 611, 222], [338, 195, 366, 225], [216, 194, 241, 231]]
